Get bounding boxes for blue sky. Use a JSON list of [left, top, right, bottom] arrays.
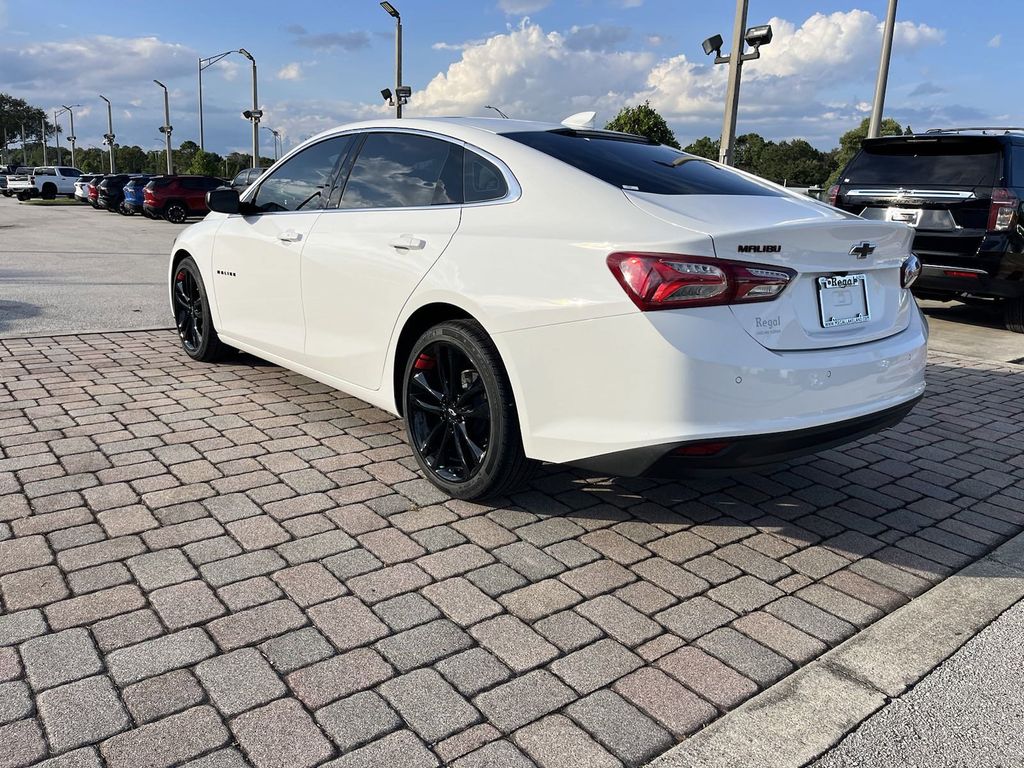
[[0, 0, 1012, 158]]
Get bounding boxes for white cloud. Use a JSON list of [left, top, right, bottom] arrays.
[[397, 12, 946, 146], [217, 59, 239, 82], [497, 0, 550, 14], [277, 62, 303, 81], [988, 34, 1002, 48]]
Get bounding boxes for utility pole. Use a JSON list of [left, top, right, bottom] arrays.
[[61, 106, 79, 168], [154, 81, 173, 175], [21, 124, 27, 166], [100, 95, 116, 173], [719, 0, 748, 166], [868, 0, 898, 138], [239, 49, 260, 168], [380, 3, 403, 118], [53, 111, 62, 166], [41, 117, 47, 166]]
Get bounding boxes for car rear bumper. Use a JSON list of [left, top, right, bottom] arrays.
[[914, 267, 1024, 300], [495, 302, 928, 470]]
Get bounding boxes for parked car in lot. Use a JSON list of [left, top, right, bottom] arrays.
[[74, 174, 99, 203], [5, 167, 38, 198], [7, 165, 81, 200], [96, 174, 135, 212], [121, 176, 151, 215], [87, 176, 104, 208], [169, 117, 928, 499], [230, 167, 266, 193], [144, 175, 225, 223], [830, 128, 1024, 332]]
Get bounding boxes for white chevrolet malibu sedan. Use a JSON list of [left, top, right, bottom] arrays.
[[169, 117, 927, 499]]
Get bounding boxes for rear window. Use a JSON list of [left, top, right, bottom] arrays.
[[504, 130, 780, 196], [842, 139, 1003, 187]]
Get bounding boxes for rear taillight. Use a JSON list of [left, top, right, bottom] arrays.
[[987, 188, 1019, 232], [901, 254, 921, 289], [607, 253, 795, 311], [827, 184, 840, 207]]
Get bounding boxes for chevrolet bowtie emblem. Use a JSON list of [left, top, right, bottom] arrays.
[[850, 241, 876, 259]]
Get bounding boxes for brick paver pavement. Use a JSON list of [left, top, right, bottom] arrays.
[[1, 330, 1023, 767]]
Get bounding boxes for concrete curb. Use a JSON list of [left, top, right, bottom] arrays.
[[0, 326, 174, 342], [647, 530, 1024, 768]]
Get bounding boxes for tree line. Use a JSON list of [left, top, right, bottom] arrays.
[[607, 101, 907, 188], [1, 92, 270, 178]]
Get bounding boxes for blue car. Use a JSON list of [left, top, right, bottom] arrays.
[[121, 175, 151, 216]]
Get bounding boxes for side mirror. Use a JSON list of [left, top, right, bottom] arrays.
[[207, 187, 240, 214]]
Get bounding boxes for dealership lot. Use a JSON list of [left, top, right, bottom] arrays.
[[1, 199, 1023, 766]]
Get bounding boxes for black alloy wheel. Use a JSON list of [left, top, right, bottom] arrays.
[[403, 320, 536, 499], [171, 257, 231, 362], [164, 202, 188, 224]]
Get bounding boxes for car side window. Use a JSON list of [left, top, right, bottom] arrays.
[[59, 168, 81, 177], [465, 150, 508, 203], [252, 137, 353, 213], [231, 171, 248, 186], [339, 133, 463, 210]]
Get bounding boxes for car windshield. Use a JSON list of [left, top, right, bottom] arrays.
[[843, 139, 1002, 188], [504, 129, 781, 196]]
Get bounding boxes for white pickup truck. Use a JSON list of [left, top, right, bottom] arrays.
[[7, 166, 83, 200]]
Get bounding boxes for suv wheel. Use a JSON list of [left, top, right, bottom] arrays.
[[40, 183, 56, 200], [403, 319, 537, 500], [172, 258, 232, 362], [164, 202, 188, 224], [1005, 297, 1024, 333]]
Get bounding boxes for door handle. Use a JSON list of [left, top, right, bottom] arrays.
[[278, 229, 302, 243], [389, 235, 426, 250]]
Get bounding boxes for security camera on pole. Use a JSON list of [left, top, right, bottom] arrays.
[[59, 105, 80, 169], [379, 2, 410, 118], [154, 81, 173, 175], [99, 95, 116, 173], [701, 0, 773, 166], [238, 49, 260, 169]]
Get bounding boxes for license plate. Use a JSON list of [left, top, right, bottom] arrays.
[[817, 274, 870, 328]]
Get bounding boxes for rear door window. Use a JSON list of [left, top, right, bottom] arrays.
[[842, 139, 1003, 187], [505, 130, 780, 196], [339, 133, 463, 209]]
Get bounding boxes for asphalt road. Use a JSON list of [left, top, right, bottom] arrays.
[[0, 195, 184, 337], [811, 599, 1024, 768], [1, 195, 1022, 364]]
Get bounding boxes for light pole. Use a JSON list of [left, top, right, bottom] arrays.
[[701, 0, 773, 166], [99, 95, 115, 173], [154, 80, 173, 175], [262, 126, 281, 161], [868, 0, 899, 138], [60, 105, 79, 168], [41, 117, 48, 166], [238, 48, 260, 168], [380, 2, 403, 118], [198, 50, 240, 152], [53, 110, 62, 166]]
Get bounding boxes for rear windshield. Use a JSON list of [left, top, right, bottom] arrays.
[[842, 139, 1003, 188], [504, 130, 780, 196]]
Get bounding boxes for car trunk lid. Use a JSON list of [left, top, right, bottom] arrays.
[[625, 191, 916, 351]]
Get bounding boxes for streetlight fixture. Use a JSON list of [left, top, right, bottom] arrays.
[[40, 116, 48, 166], [238, 48, 260, 169], [153, 80, 173, 175], [59, 105, 81, 169], [52, 110, 62, 166], [99, 95, 116, 173], [380, 2, 406, 118], [868, 0, 899, 138], [198, 49, 238, 152], [701, 0, 772, 166], [261, 126, 281, 161]]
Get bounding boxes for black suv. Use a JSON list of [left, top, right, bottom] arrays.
[[830, 129, 1024, 332]]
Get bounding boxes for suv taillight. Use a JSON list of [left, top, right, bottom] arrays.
[[987, 188, 1019, 232], [827, 184, 840, 207], [607, 253, 795, 311]]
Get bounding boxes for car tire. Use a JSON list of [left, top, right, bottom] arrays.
[[1004, 297, 1024, 334], [40, 184, 56, 200], [402, 319, 537, 500], [17, 191, 28, 201], [164, 202, 188, 224], [119, 202, 133, 216], [172, 257, 233, 362]]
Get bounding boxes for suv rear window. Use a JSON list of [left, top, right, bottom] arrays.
[[842, 138, 1003, 187], [504, 130, 780, 196]]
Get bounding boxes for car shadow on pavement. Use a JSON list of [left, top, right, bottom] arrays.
[[0, 299, 42, 333]]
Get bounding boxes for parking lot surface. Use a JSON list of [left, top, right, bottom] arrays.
[[1, 328, 1022, 767], [0, 197, 183, 338]]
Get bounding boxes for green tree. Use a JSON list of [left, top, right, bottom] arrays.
[[115, 145, 149, 173], [684, 136, 720, 160], [0, 93, 56, 167], [825, 117, 903, 187], [605, 101, 680, 148], [188, 150, 224, 176]]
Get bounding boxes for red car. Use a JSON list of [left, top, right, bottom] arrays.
[[87, 177, 102, 208], [143, 175, 227, 223]]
